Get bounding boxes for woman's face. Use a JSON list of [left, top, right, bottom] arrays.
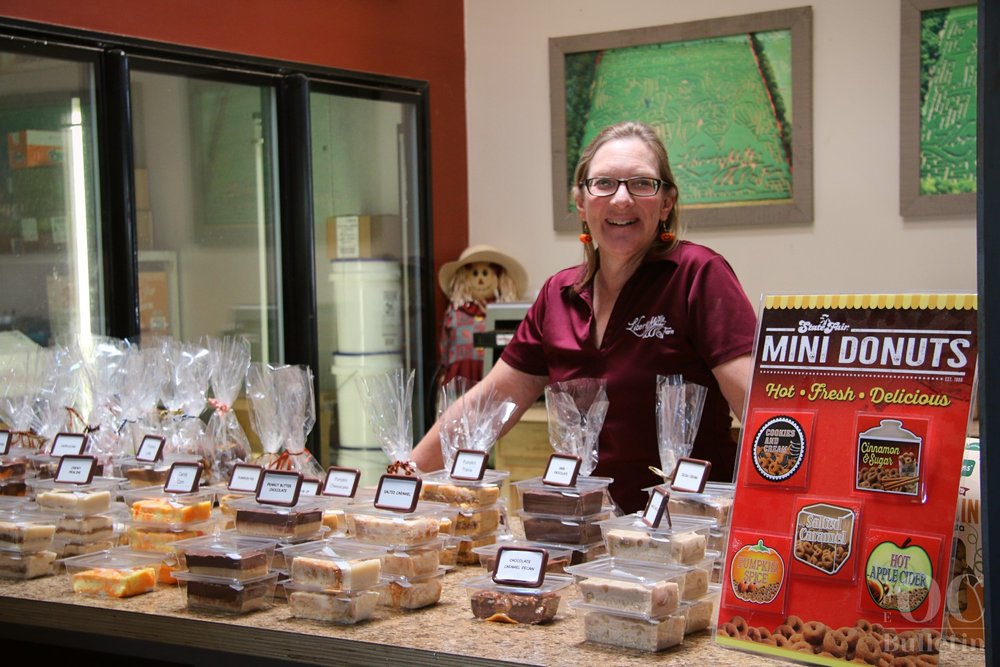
[[575, 137, 675, 265]]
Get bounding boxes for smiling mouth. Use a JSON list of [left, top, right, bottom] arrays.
[[606, 219, 638, 227]]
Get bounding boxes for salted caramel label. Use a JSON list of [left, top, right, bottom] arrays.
[[794, 503, 855, 575]]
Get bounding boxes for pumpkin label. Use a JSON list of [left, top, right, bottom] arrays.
[[731, 538, 785, 604]]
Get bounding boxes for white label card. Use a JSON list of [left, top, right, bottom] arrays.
[[55, 454, 97, 484], [228, 464, 263, 493], [322, 467, 360, 498], [492, 547, 548, 587], [450, 449, 488, 481], [671, 457, 712, 494], [164, 462, 202, 494], [642, 485, 671, 529], [135, 435, 165, 463], [50, 432, 87, 457], [374, 474, 422, 512], [256, 470, 303, 506], [0, 430, 9, 456], [300, 479, 320, 496], [542, 453, 581, 487]]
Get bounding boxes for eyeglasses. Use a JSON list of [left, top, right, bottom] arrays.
[[580, 176, 667, 197]]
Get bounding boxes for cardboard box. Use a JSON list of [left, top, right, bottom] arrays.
[[325, 214, 401, 259], [134, 168, 151, 210], [138, 270, 170, 334], [136, 210, 154, 250], [7, 130, 65, 169], [945, 438, 984, 646]]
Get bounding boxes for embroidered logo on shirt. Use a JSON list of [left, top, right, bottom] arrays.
[[626, 315, 674, 339]]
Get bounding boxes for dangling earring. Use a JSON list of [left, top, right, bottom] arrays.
[[659, 221, 675, 243], [579, 222, 592, 245]]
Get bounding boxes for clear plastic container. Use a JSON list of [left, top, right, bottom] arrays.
[[446, 532, 500, 566], [513, 476, 611, 517], [464, 573, 573, 624], [676, 583, 721, 634], [0, 505, 60, 553], [379, 538, 444, 578], [63, 549, 164, 597], [566, 557, 688, 618], [127, 518, 218, 553], [378, 568, 446, 609], [174, 570, 278, 614], [597, 514, 716, 565], [344, 503, 445, 547], [452, 502, 506, 538], [29, 477, 123, 516], [582, 608, 686, 652], [679, 550, 719, 600], [0, 548, 57, 579], [419, 469, 509, 508], [171, 532, 278, 580], [54, 509, 120, 546], [0, 457, 27, 482], [120, 487, 216, 525], [280, 538, 385, 591], [115, 453, 203, 489], [230, 496, 326, 539], [518, 509, 611, 544], [283, 581, 381, 624], [661, 482, 735, 526]]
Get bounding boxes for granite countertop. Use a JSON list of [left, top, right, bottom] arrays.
[[0, 565, 986, 667]]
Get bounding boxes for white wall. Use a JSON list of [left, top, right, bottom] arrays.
[[463, 0, 976, 308]]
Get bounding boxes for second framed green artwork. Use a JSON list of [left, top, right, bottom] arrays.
[[549, 7, 814, 231]]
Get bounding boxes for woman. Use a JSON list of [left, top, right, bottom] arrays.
[[412, 121, 757, 513]]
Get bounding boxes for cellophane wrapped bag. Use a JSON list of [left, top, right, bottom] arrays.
[[358, 368, 418, 476], [159, 338, 214, 480], [437, 376, 516, 472], [205, 336, 252, 483], [654, 374, 707, 480], [544, 377, 609, 477], [246, 362, 323, 480]]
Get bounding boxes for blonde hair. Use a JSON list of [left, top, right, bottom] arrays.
[[571, 121, 682, 290]]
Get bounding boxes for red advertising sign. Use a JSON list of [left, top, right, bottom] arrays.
[[715, 294, 978, 665]]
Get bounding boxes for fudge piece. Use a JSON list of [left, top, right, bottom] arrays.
[[183, 548, 270, 579], [124, 467, 170, 488], [36, 489, 111, 514], [55, 540, 116, 557], [420, 482, 500, 508], [379, 577, 443, 609], [322, 508, 346, 533], [288, 589, 379, 624], [183, 576, 273, 613], [349, 513, 439, 546], [668, 495, 732, 525], [130, 498, 212, 524], [56, 514, 115, 544], [129, 525, 210, 553], [470, 589, 561, 624], [289, 555, 381, 590], [605, 529, 706, 565], [583, 610, 686, 652], [455, 533, 497, 565], [682, 567, 710, 600], [453, 506, 501, 537], [0, 461, 26, 481], [0, 480, 26, 497], [578, 577, 680, 617], [683, 598, 715, 634], [0, 549, 56, 579], [0, 519, 56, 552], [235, 507, 322, 539], [381, 546, 440, 578], [521, 516, 603, 545], [521, 488, 603, 516], [72, 566, 157, 597]]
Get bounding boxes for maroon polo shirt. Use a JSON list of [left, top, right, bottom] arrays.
[[502, 241, 757, 513]]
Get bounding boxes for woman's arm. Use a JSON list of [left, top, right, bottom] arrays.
[[411, 359, 549, 473], [711, 353, 753, 421]]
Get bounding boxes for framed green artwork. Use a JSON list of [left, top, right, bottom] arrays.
[[549, 7, 813, 232], [900, 0, 977, 217]]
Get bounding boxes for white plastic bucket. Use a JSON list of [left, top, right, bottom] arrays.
[[330, 351, 403, 449], [329, 259, 402, 353]]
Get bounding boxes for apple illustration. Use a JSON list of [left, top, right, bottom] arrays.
[[865, 537, 933, 612]]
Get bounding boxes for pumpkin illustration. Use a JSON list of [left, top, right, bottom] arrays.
[[731, 539, 784, 604]]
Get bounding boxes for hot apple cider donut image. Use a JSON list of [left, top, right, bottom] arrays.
[[719, 615, 941, 664]]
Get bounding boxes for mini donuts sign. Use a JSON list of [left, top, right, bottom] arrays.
[[715, 294, 978, 665]]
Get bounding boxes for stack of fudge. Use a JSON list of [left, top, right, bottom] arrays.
[[512, 475, 614, 564], [171, 532, 281, 614], [0, 503, 60, 579], [418, 469, 511, 566], [31, 477, 124, 558]]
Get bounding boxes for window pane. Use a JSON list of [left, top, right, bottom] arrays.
[[0, 51, 104, 349], [311, 92, 423, 478], [130, 70, 282, 361]]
